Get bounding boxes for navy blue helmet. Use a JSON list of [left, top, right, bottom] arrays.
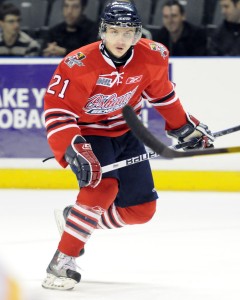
[[100, 1, 142, 44], [102, 1, 142, 27]]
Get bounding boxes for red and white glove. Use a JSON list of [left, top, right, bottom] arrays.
[[167, 113, 215, 150], [65, 135, 102, 188]]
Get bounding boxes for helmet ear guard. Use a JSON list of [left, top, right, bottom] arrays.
[[99, 0, 142, 45]]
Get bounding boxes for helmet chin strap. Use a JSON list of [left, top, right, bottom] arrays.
[[100, 43, 133, 67]]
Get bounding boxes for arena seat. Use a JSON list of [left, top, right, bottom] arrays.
[[14, 0, 48, 30], [151, 0, 165, 27], [185, 0, 205, 26], [212, 1, 223, 27], [133, 0, 152, 26]]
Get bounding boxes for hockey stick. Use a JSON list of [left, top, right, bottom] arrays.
[[102, 123, 240, 172], [102, 151, 159, 173], [213, 124, 240, 137], [122, 105, 240, 159]]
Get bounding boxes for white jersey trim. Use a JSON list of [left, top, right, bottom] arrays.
[[45, 116, 76, 127], [47, 124, 79, 139], [142, 82, 175, 103], [152, 94, 178, 107]]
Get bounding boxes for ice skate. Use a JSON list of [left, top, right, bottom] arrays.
[[42, 250, 81, 290]]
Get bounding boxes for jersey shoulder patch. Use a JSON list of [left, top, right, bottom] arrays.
[[137, 39, 169, 60], [64, 41, 101, 69], [148, 41, 168, 59], [64, 52, 86, 68]]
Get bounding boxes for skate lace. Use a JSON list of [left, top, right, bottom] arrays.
[[56, 255, 80, 272]]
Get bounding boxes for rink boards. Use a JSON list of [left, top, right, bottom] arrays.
[[0, 58, 239, 191]]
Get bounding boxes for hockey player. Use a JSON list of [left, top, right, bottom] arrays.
[[42, 0, 214, 290]]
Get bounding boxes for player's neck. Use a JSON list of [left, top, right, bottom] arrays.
[[101, 44, 133, 67]]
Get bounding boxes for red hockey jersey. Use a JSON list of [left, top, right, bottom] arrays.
[[44, 39, 187, 167]]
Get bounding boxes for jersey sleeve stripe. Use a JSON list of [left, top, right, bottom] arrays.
[[150, 90, 175, 104], [47, 124, 79, 139], [45, 113, 77, 122], [151, 94, 179, 107], [44, 108, 79, 118], [46, 119, 76, 132], [45, 108, 80, 139], [77, 120, 127, 129], [45, 116, 76, 127], [142, 81, 176, 104]]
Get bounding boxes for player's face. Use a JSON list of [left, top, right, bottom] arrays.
[[162, 5, 185, 34], [63, 0, 83, 27], [104, 26, 136, 58], [220, 0, 240, 23], [0, 14, 20, 36]]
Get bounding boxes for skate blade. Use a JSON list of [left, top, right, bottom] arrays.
[[54, 209, 65, 236], [42, 273, 77, 290]]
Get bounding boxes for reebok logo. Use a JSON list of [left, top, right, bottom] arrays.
[[126, 75, 143, 84]]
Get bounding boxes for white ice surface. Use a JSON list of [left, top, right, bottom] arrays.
[[0, 189, 240, 300]]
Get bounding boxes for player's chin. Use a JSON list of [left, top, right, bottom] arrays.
[[114, 48, 128, 57]]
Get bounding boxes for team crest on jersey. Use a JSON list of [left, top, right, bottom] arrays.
[[126, 75, 143, 84], [64, 52, 86, 68], [84, 86, 138, 115], [149, 42, 168, 59], [97, 71, 124, 87]]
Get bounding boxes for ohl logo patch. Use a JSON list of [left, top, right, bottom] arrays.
[[64, 52, 86, 68]]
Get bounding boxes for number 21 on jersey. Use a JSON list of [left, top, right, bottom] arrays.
[[47, 74, 70, 99]]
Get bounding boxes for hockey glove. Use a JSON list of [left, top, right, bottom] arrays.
[[167, 114, 214, 150], [65, 135, 102, 188]]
